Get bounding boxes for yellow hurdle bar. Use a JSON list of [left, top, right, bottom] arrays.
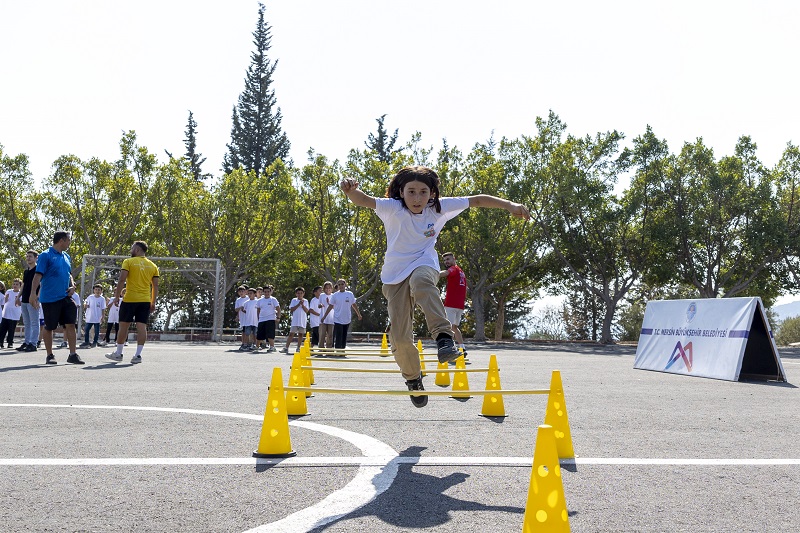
[[284, 386, 548, 396], [309, 357, 462, 364], [301, 366, 490, 374], [309, 352, 437, 357]]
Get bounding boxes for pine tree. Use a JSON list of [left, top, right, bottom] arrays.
[[223, 3, 290, 176], [183, 111, 207, 180], [365, 114, 399, 164]]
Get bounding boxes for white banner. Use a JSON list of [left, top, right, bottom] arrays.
[[634, 297, 785, 382]]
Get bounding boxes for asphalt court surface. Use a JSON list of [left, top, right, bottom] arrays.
[[1, 341, 799, 532]]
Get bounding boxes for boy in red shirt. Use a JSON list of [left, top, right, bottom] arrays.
[[440, 252, 468, 356]]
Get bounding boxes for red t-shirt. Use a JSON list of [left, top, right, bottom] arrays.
[[443, 265, 467, 309]]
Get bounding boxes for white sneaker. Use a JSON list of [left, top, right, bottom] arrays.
[[105, 352, 123, 362], [130, 355, 142, 364], [279, 347, 289, 353]]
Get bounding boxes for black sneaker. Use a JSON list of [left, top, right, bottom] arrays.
[[46, 354, 57, 365], [66, 353, 85, 365], [436, 334, 460, 364], [406, 376, 428, 408], [24, 343, 37, 352], [16, 343, 27, 351]]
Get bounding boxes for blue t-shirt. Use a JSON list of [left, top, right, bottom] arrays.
[[35, 246, 73, 304]]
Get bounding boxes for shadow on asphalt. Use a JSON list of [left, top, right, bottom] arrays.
[[0, 363, 57, 373], [81, 363, 135, 370], [309, 446, 525, 531]]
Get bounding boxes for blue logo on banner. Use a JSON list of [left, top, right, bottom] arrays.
[[686, 302, 697, 323]]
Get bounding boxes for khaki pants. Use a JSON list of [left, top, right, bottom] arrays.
[[318, 322, 334, 348], [382, 266, 452, 380]]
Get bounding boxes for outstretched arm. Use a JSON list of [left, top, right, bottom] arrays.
[[340, 179, 377, 209], [467, 194, 530, 220]]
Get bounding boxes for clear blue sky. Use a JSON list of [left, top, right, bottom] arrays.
[[2, 0, 798, 185]]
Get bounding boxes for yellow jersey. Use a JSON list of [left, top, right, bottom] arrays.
[[121, 256, 160, 303]]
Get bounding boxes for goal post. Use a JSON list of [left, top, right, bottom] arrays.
[[78, 255, 226, 341]]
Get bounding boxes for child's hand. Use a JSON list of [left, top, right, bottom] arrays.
[[340, 178, 359, 193], [509, 202, 531, 220]]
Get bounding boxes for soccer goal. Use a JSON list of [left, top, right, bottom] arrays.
[[78, 255, 226, 341]]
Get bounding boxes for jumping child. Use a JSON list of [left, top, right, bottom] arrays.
[[339, 165, 530, 407]]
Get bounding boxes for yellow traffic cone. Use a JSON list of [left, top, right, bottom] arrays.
[[522, 424, 570, 532], [544, 370, 575, 460], [435, 361, 451, 386], [480, 354, 506, 417], [286, 364, 309, 417], [303, 343, 315, 386], [416, 339, 424, 356], [420, 351, 427, 378], [291, 350, 312, 398], [253, 367, 296, 457], [451, 355, 471, 399], [381, 333, 389, 355]]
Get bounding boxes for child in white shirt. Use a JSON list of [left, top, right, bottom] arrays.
[[339, 165, 529, 407], [282, 287, 309, 353], [0, 279, 22, 348], [81, 284, 107, 347]]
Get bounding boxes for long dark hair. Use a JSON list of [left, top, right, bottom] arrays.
[[385, 165, 442, 213]]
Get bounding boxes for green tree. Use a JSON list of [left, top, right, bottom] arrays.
[[182, 111, 208, 181], [365, 114, 400, 164], [774, 143, 800, 291], [0, 144, 42, 259], [438, 139, 543, 341], [38, 131, 157, 261], [223, 3, 290, 176], [523, 113, 643, 343], [666, 137, 784, 300]]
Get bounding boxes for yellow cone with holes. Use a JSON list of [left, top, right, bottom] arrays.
[[451, 355, 471, 398], [480, 354, 506, 417], [291, 350, 312, 398], [435, 361, 451, 386], [253, 367, 296, 457], [522, 424, 570, 532], [381, 333, 389, 355], [285, 363, 309, 416], [303, 343, 315, 386], [544, 370, 575, 459]]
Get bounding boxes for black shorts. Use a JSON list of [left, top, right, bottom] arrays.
[[257, 320, 276, 341], [119, 301, 151, 324], [42, 297, 78, 331]]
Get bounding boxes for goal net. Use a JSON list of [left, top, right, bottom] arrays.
[[78, 255, 226, 341]]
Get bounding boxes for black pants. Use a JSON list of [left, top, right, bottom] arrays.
[[0, 318, 18, 345], [333, 323, 349, 349], [104, 322, 119, 343], [311, 326, 319, 346]]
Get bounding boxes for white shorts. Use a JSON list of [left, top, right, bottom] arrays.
[[289, 326, 306, 335], [444, 306, 463, 325]]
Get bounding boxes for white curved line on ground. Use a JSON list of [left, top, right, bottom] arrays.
[[0, 404, 400, 533]]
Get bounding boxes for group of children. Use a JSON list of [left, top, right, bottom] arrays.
[[0, 280, 125, 350], [234, 279, 361, 354]]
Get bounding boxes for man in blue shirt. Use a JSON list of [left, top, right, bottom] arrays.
[[29, 231, 84, 365]]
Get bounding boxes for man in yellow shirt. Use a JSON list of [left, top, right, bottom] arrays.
[[105, 241, 159, 364]]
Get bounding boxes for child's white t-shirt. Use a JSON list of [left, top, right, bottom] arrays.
[[374, 197, 469, 285], [2, 290, 21, 320], [107, 298, 121, 323], [320, 292, 334, 325], [309, 297, 322, 327], [256, 296, 280, 322], [329, 290, 356, 324], [243, 298, 259, 327], [84, 294, 107, 323], [289, 298, 308, 328], [235, 296, 249, 326]]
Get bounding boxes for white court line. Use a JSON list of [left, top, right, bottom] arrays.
[[1, 403, 399, 533], [2, 456, 799, 467]]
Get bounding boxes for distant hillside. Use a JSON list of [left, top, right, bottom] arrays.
[[772, 300, 800, 322]]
